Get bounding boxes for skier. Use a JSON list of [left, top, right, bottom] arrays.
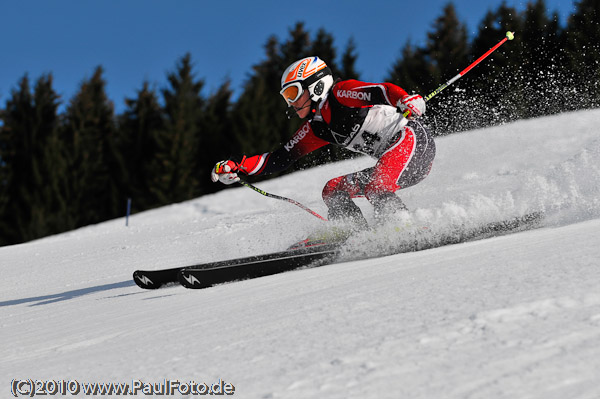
[[211, 56, 436, 229]]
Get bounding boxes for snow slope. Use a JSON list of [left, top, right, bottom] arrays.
[[1, 109, 600, 399]]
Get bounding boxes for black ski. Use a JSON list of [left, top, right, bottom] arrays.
[[132, 242, 339, 290], [178, 243, 340, 289]]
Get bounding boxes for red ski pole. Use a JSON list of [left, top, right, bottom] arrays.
[[402, 31, 515, 117]]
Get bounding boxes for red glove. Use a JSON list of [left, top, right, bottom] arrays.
[[210, 160, 240, 185]]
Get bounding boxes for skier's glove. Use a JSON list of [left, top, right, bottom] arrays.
[[211, 160, 240, 185], [397, 94, 426, 119]]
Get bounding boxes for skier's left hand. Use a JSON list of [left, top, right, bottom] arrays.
[[211, 160, 240, 185], [398, 94, 426, 119]]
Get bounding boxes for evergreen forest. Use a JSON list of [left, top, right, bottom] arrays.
[[1, 0, 599, 246]]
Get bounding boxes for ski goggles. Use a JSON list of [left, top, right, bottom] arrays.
[[280, 82, 304, 105]]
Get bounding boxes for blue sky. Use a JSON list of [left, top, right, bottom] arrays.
[[1, 0, 577, 113]]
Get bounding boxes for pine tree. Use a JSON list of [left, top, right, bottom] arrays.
[[426, 3, 470, 85], [61, 66, 118, 227], [33, 75, 71, 237], [118, 82, 165, 211], [0, 76, 35, 244], [154, 53, 204, 203], [340, 37, 360, 81], [199, 81, 235, 194], [0, 74, 65, 244]]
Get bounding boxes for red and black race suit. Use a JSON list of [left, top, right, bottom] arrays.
[[235, 79, 411, 176]]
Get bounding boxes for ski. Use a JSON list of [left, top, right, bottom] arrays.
[[132, 241, 339, 290], [178, 243, 340, 289]]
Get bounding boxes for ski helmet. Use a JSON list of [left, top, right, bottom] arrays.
[[280, 56, 333, 105]]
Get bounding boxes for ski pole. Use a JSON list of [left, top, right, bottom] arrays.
[[238, 179, 328, 221], [402, 31, 515, 118]]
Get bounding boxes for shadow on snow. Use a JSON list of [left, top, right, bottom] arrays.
[[0, 280, 136, 307]]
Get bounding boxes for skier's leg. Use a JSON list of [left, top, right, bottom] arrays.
[[395, 121, 436, 189], [365, 121, 435, 223], [321, 121, 435, 226], [322, 171, 371, 229], [363, 125, 415, 222]]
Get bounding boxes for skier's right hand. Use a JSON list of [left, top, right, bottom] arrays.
[[211, 160, 240, 185], [397, 94, 426, 119]]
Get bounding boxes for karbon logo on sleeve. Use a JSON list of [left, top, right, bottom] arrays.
[[284, 124, 311, 152], [337, 90, 371, 101]]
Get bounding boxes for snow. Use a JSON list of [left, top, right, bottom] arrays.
[[2, 109, 600, 398]]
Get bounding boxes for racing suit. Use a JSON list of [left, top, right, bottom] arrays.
[[234, 79, 436, 224]]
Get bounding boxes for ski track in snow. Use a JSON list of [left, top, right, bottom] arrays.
[[1, 109, 600, 399]]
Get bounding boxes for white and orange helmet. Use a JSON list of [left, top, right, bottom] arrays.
[[280, 56, 333, 105]]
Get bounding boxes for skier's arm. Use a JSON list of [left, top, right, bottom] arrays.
[[333, 80, 408, 106], [211, 121, 329, 183], [377, 82, 411, 106], [334, 80, 425, 118]]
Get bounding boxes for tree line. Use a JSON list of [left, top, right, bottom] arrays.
[[1, 0, 598, 246]]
